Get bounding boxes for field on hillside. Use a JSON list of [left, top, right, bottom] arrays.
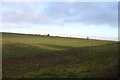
[[2, 32, 119, 78]]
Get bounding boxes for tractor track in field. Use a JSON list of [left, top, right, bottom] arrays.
[[2, 53, 79, 67], [3, 48, 87, 67], [3, 54, 59, 67]]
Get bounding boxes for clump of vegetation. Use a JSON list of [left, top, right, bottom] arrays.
[[47, 34, 50, 36]]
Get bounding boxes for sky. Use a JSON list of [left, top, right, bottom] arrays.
[[0, 1, 118, 40]]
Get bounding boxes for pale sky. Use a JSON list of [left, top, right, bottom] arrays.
[[0, 1, 118, 40]]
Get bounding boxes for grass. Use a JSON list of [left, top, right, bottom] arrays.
[[2, 32, 119, 78]]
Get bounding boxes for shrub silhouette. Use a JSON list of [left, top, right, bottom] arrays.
[[47, 34, 50, 36]]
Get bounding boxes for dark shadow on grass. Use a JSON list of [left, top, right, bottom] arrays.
[[3, 43, 51, 61]]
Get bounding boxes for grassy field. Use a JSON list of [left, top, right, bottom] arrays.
[[2, 32, 119, 78]]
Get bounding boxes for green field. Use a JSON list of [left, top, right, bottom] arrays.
[[2, 32, 119, 78]]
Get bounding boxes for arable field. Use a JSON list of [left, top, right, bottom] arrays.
[[2, 32, 119, 78]]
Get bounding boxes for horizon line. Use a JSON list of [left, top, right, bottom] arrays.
[[1, 31, 118, 41]]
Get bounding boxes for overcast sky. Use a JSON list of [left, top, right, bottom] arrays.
[[0, 1, 118, 40]]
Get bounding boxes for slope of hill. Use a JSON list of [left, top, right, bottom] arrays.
[[2, 32, 118, 78]]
